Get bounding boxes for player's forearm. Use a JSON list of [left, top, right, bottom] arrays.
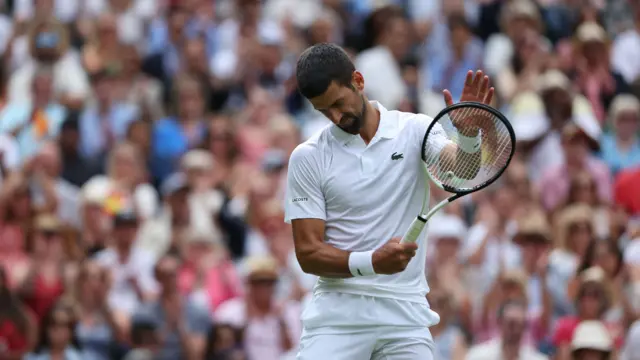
[[296, 244, 354, 278]]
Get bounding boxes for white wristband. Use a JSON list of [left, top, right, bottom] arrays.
[[349, 250, 376, 277], [458, 131, 482, 153]]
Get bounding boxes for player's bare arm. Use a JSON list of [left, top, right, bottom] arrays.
[[440, 70, 498, 180], [292, 218, 418, 277]]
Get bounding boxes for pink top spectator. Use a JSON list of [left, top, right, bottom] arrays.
[[177, 261, 243, 311], [538, 157, 612, 211]]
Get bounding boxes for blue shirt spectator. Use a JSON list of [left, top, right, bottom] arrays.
[[150, 117, 206, 183], [599, 133, 640, 175], [79, 102, 140, 160], [0, 101, 66, 163]]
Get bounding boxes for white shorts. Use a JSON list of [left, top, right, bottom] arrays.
[[297, 292, 439, 360]]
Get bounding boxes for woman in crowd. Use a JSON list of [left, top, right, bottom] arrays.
[[428, 288, 467, 360], [86, 142, 158, 220], [25, 305, 82, 360], [552, 266, 625, 359], [548, 204, 597, 314], [18, 215, 68, 323], [0, 266, 36, 359], [0, 173, 34, 287], [600, 94, 640, 175], [62, 260, 117, 360]]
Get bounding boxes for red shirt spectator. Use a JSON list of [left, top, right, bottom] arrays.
[[614, 167, 640, 215]]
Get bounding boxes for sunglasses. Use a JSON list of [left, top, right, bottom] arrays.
[[249, 278, 277, 286]]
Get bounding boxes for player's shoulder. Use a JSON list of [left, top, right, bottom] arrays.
[[289, 124, 332, 166]]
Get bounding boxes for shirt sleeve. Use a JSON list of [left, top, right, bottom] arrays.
[[284, 144, 326, 223]]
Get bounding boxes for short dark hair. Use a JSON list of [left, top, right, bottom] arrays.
[[296, 43, 355, 99]]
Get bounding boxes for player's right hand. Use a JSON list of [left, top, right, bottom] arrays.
[[372, 237, 418, 275]]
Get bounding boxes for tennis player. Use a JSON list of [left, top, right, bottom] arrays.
[[285, 43, 495, 359]]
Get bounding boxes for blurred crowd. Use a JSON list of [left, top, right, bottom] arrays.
[[0, 0, 640, 359]]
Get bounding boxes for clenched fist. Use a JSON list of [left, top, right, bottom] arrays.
[[372, 237, 418, 275]]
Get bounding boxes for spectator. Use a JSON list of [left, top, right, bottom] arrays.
[[569, 320, 614, 360], [511, 211, 553, 342], [118, 44, 165, 122], [79, 68, 140, 163], [176, 228, 242, 312], [539, 123, 611, 211], [355, 6, 411, 110], [63, 260, 116, 360], [428, 288, 468, 360], [204, 323, 246, 360], [58, 114, 102, 187], [8, 17, 89, 109], [600, 94, 640, 175], [0, 266, 37, 359], [132, 254, 210, 360], [81, 13, 124, 76], [572, 22, 630, 123], [93, 209, 158, 335], [25, 304, 82, 360], [621, 320, 640, 360], [552, 266, 624, 358], [611, 4, 640, 85], [88, 142, 158, 220], [122, 319, 160, 360], [151, 74, 207, 183], [0, 65, 66, 163], [18, 214, 68, 322], [614, 165, 640, 216], [465, 300, 548, 360], [215, 255, 299, 360]]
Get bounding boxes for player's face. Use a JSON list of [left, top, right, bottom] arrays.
[[308, 73, 367, 135]]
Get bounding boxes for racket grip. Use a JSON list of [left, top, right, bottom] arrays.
[[400, 216, 427, 243]]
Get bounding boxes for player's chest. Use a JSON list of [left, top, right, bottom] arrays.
[[323, 138, 422, 209]]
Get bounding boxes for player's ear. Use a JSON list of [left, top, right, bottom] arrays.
[[352, 71, 365, 92]]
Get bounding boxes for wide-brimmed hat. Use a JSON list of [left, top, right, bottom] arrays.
[[554, 204, 594, 250], [244, 256, 279, 281], [571, 320, 613, 353], [577, 266, 612, 306], [575, 22, 609, 45], [34, 214, 61, 232], [513, 210, 551, 245]]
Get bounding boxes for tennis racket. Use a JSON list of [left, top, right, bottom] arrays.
[[400, 102, 516, 243]]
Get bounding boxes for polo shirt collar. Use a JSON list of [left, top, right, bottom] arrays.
[[330, 101, 399, 145]]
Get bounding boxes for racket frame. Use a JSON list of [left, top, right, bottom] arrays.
[[400, 102, 516, 244]]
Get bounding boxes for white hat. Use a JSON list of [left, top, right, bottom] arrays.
[[609, 94, 640, 120], [576, 22, 608, 43], [81, 176, 113, 206], [537, 70, 572, 93], [623, 238, 640, 266], [571, 320, 613, 352], [181, 150, 214, 170], [428, 214, 467, 242], [509, 92, 549, 142]]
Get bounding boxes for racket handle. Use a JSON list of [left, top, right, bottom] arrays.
[[400, 216, 427, 243]]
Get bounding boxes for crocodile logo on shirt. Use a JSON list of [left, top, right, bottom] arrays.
[[391, 152, 404, 160]]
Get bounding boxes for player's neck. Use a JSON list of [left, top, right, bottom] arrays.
[[358, 102, 381, 144]]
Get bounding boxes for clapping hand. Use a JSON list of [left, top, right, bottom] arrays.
[[444, 70, 495, 136]]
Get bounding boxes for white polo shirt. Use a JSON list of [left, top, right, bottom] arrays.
[[285, 101, 449, 304]]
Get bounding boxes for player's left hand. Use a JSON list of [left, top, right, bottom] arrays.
[[444, 70, 495, 137], [444, 70, 494, 107]]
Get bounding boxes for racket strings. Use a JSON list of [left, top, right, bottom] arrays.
[[423, 105, 514, 191]]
